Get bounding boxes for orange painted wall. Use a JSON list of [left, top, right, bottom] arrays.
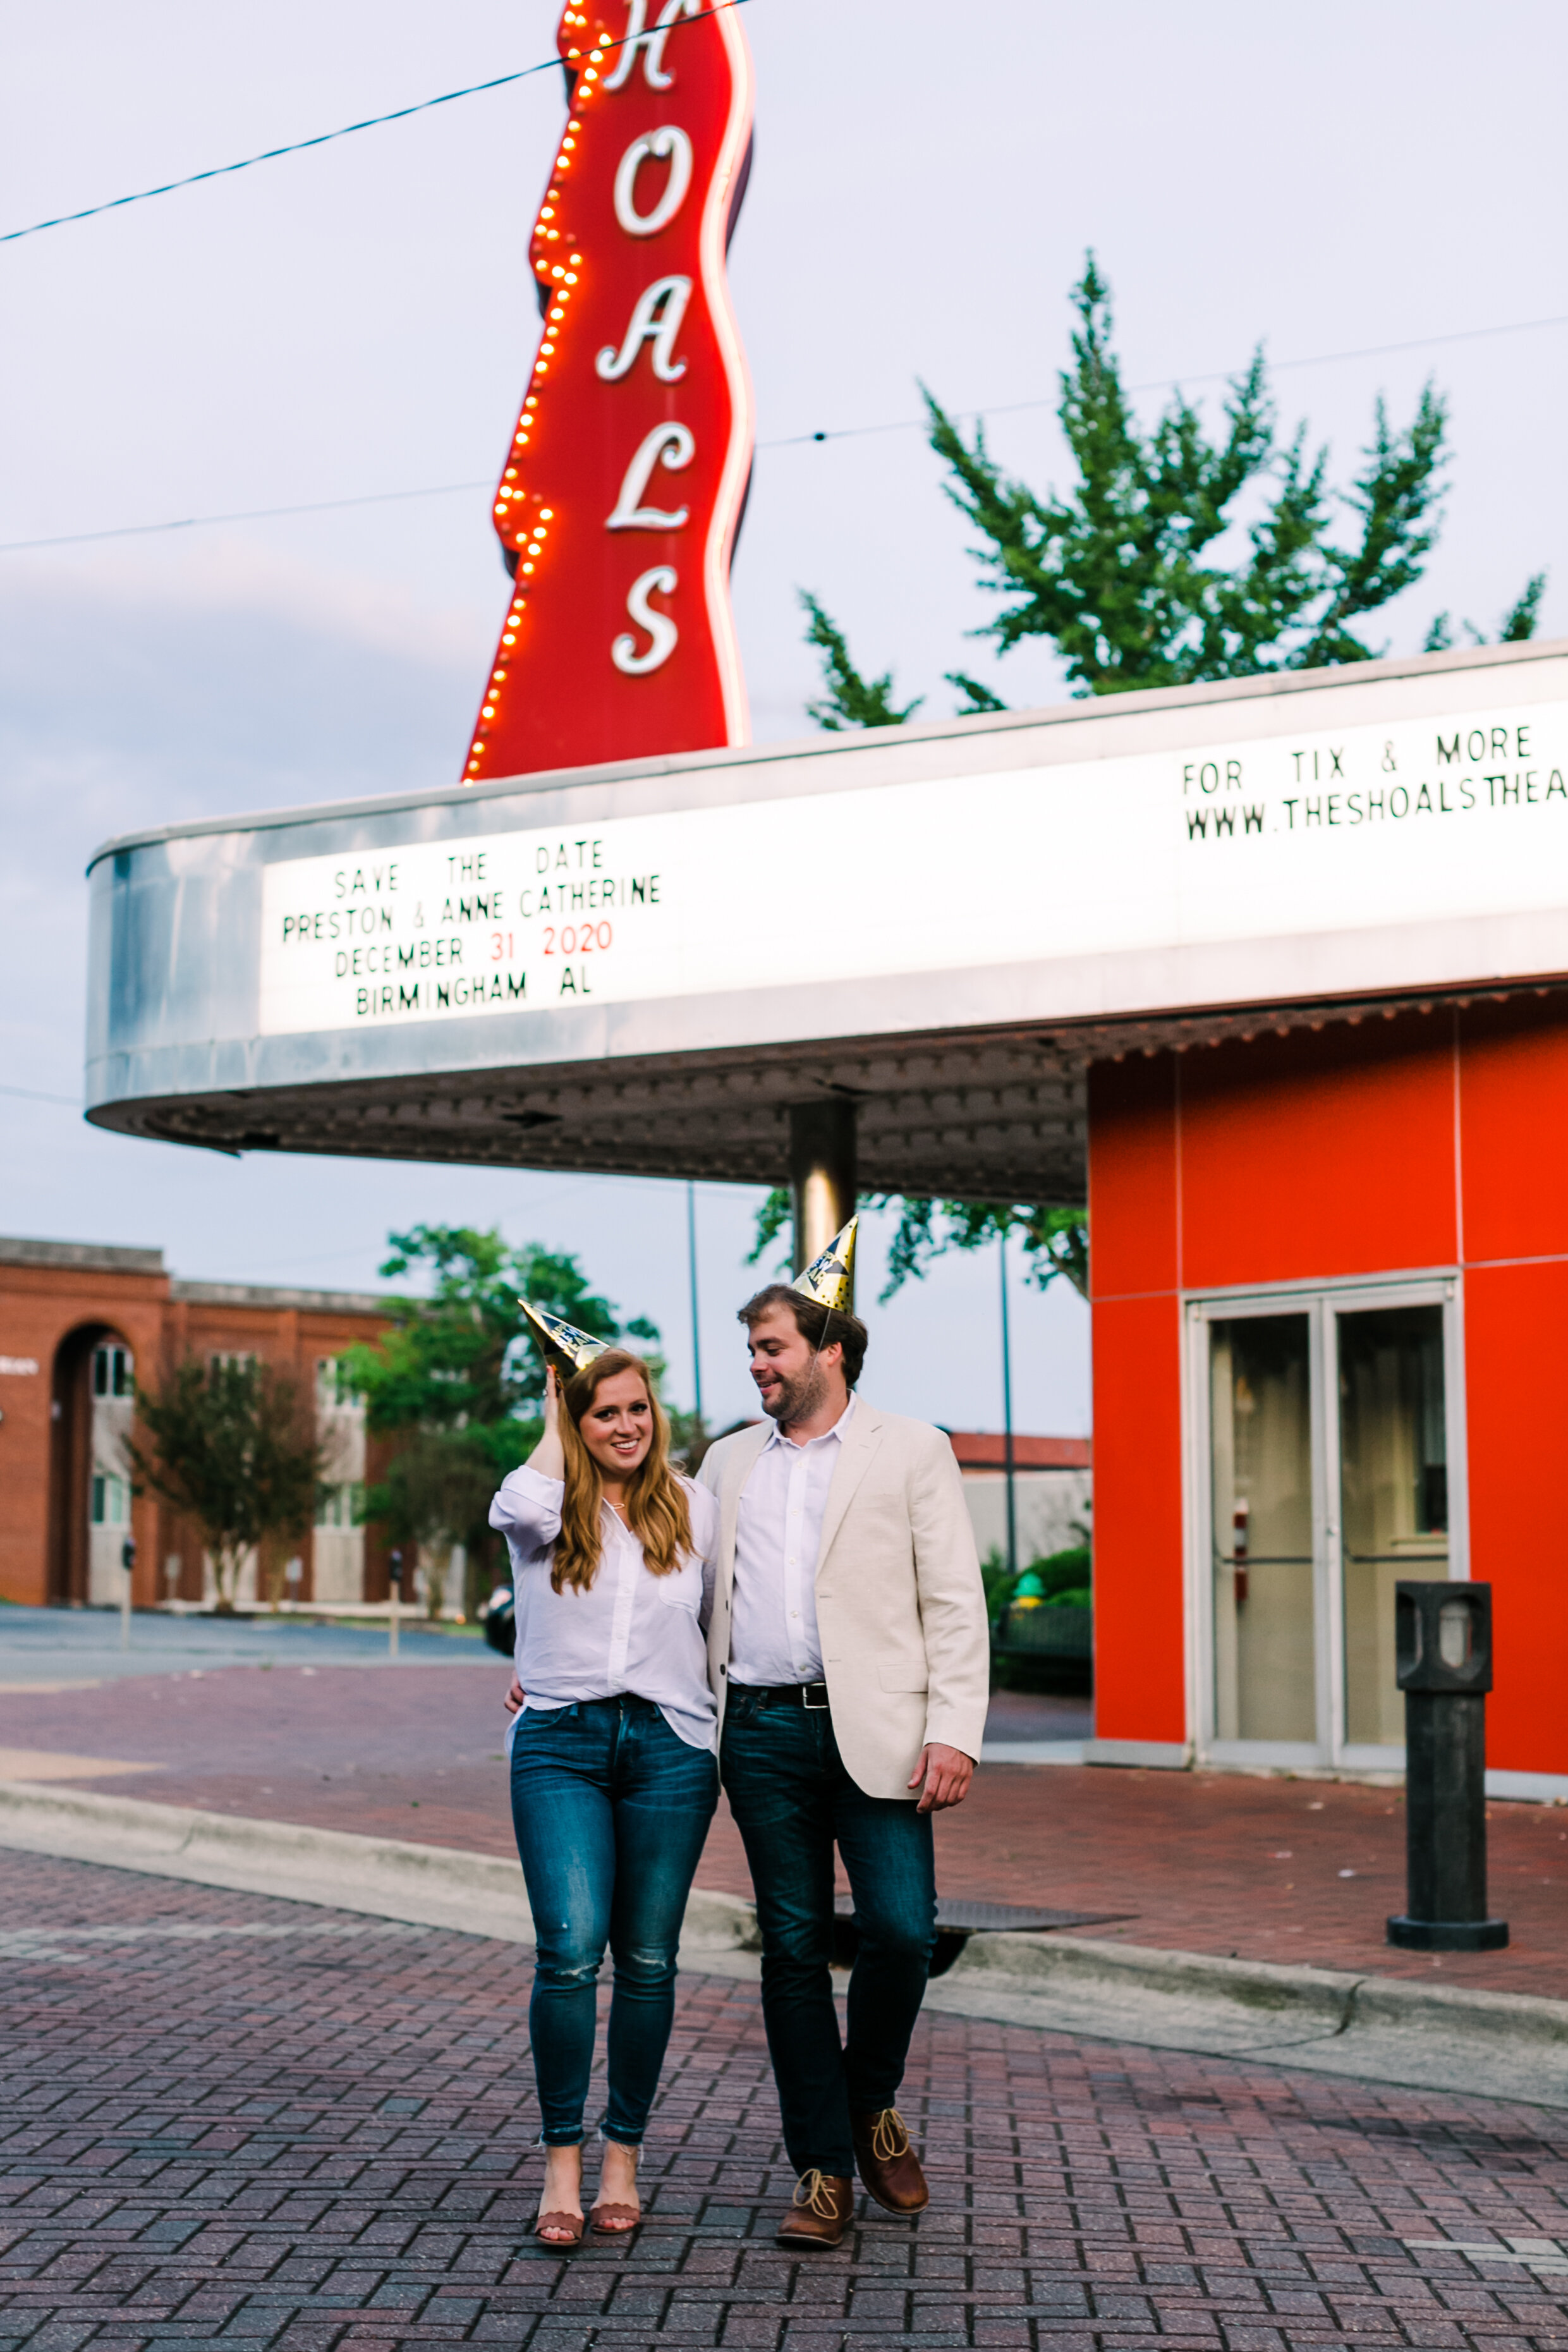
[[1090, 1293, 1186, 1741], [1087, 1060, 1184, 1741], [1179, 1014, 1457, 1289], [1088, 996, 1568, 1777], [1464, 1261, 1568, 1774]]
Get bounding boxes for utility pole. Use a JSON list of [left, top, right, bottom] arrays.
[[686, 1179, 704, 1426], [1000, 1231, 1018, 1581]]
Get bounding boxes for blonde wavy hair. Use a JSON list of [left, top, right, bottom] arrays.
[[552, 1349, 693, 1595]]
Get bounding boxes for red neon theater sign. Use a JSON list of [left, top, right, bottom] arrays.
[[461, 1, 755, 784]]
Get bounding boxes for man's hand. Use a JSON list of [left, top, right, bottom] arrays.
[[503, 1676, 525, 1717], [909, 1742, 974, 1813]]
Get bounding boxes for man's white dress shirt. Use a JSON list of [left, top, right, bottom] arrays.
[[489, 1466, 719, 1750], [728, 1394, 856, 1687]]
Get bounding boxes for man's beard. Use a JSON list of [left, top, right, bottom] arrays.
[[760, 1356, 827, 1426]]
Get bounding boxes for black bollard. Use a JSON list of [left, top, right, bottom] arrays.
[[1387, 1581, 1507, 1952]]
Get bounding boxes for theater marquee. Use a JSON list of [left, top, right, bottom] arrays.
[[86, 641, 1568, 1187], [257, 685, 1568, 1039]]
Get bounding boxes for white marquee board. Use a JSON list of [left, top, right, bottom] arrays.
[[258, 695, 1568, 1039]]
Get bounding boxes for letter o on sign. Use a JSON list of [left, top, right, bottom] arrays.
[[613, 128, 694, 237]]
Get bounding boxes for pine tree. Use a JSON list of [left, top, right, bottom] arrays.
[[795, 256, 1547, 1301]]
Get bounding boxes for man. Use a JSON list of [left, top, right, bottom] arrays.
[[698, 1239, 989, 2248]]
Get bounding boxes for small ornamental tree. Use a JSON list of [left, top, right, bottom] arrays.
[[793, 254, 1546, 1300], [340, 1224, 661, 1612], [128, 1356, 325, 1613]]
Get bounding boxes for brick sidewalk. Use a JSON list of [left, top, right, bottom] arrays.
[[4, 1667, 1567, 1997], [7, 1850, 1568, 2352]]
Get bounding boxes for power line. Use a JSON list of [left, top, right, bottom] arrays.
[[0, 0, 750, 246], [0, 1083, 81, 1107], [2, 303, 1564, 559], [766, 308, 1568, 448], [0, 478, 493, 554]]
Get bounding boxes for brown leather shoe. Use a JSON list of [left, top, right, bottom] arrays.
[[851, 2107, 929, 2214], [775, 2169, 854, 2247]]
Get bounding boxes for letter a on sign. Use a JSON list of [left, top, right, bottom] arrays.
[[461, 2, 755, 783]]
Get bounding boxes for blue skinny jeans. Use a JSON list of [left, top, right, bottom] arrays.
[[509, 1693, 719, 2147]]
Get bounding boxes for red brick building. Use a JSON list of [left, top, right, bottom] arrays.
[[0, 1236, 393, 1611]]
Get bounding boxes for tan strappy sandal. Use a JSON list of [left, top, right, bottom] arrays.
[[588, 2139, 641, 2235]]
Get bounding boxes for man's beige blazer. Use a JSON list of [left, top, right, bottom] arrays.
[[698, 1401, 990, 1801]]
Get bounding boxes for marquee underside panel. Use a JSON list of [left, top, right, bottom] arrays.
[[85, 986, 1532, 1198]]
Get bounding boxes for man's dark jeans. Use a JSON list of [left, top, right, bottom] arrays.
[[510, 1695, 718, 2146], [720, 1688, 937, 2178]]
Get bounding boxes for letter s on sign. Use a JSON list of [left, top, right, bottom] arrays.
[[614, 128, 693, 236], [612, 567, 679, 676]]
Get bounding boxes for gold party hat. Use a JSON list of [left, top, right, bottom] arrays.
[[791, 1216, 857, 1314], [518, 1299, 611, 1383]]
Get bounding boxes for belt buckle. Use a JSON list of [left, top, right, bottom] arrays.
[[802, 1681, 828, 1710]]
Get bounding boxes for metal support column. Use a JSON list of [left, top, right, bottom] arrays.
[[1000, 1233, 1018, 1581], [789, 1099, 857, 1277]]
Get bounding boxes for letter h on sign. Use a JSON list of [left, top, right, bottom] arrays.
[[461, 1, 755, 784]]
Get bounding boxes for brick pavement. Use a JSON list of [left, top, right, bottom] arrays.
[[5, 1669, 1568, 1999], [8, 1850, 1568, 2352]]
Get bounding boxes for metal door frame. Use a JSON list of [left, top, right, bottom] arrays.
[[1183, 1269, 1467, 1772]]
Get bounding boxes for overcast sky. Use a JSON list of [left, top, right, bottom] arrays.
[[1, 0, 1564, 1433]]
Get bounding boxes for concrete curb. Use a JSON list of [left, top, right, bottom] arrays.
[[918, 1928, 1568, 2106], [5, 1778, 1566, 2105], [0, 1780, 759, 1954]]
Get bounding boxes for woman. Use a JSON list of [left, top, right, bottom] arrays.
[[491, 1349, 719, 2248]]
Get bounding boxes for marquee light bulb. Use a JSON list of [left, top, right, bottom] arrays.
[[540, 508, 554, 519], [502, 632, 516, 645]]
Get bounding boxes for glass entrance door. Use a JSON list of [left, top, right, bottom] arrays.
[[1337, 1303, 1450, 1752], [1210, 1314, 1316, 1744], [1195, 1283, 1462, 1767]]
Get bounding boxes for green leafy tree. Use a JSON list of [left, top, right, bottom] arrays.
[[340, 1224, 659, 1612], [796, 253, 1544, 1300], [800, 593, 923, 728], [367, 1429, 501, 1619], [1425, 571, 1548, 654], [127, 1356, 325, 1614], [806, 254, 1544, 724]]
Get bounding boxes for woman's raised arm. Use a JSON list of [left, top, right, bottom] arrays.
[[526, 1363, 567, 1479]]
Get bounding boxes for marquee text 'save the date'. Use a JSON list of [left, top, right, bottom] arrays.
[[274, 839, 660, 1020]]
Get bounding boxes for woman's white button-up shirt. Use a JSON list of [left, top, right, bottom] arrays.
[[489, 1464, 720, 1751]]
